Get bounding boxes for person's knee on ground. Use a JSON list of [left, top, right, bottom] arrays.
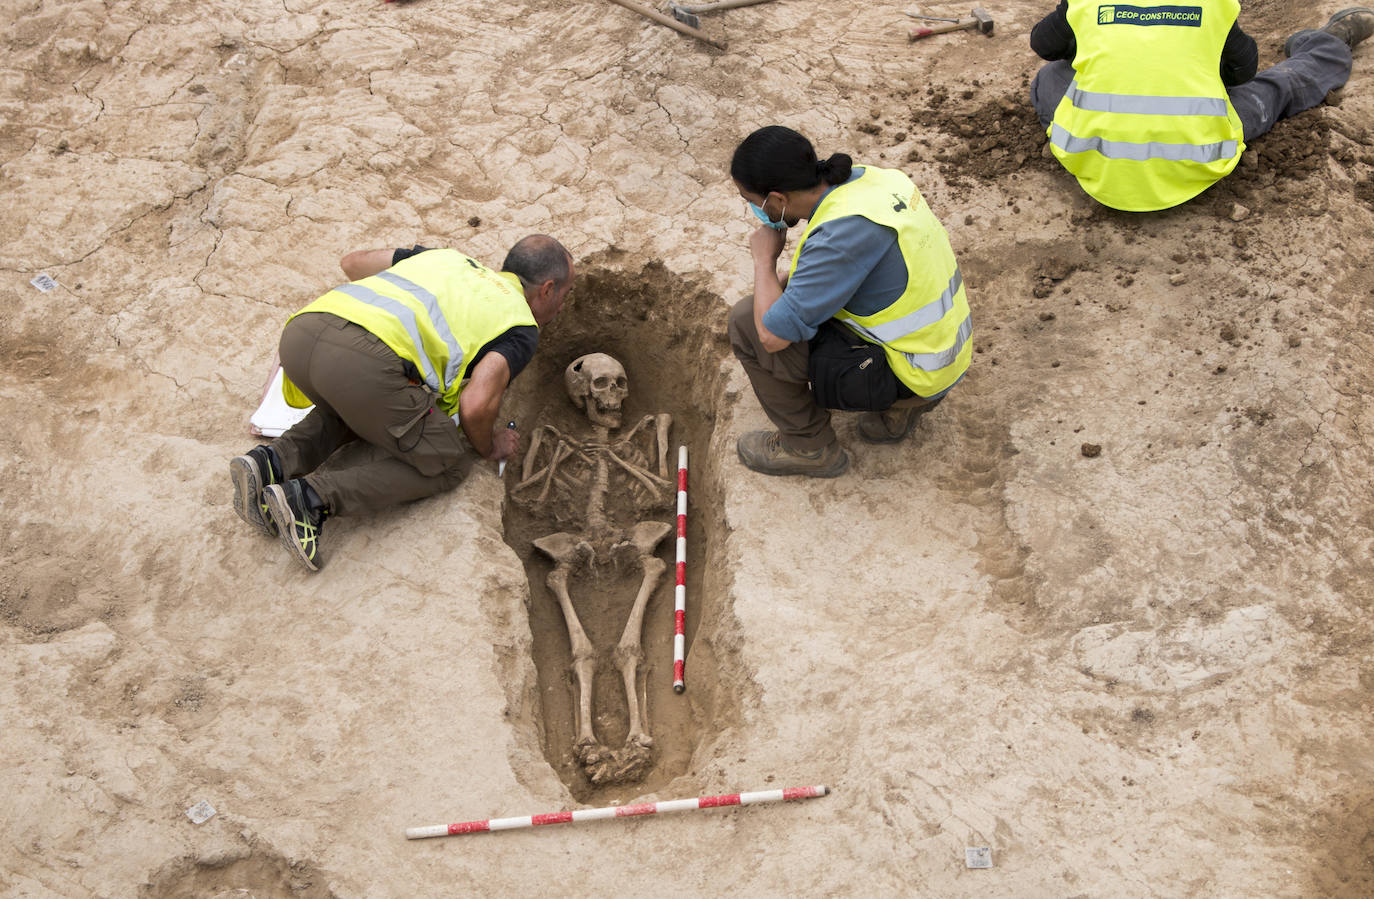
[[427, 451, 474, 496], [308, 428, 475, 518]]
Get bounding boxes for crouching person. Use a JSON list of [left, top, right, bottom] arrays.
[[727, 125, 972, 477], [230, 236, 574, 570]]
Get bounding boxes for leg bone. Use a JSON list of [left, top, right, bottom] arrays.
[[614, 521, 672, 745], [615, 552, 667, 745], [535, 534, 601, 758]]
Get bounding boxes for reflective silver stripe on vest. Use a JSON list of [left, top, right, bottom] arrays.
[[902, 313, 972, 372], [849, 269, 964, 344], [376, 270, 465, 388], [1050, 124, 1238, 164], [333, 283, 441, 392], [1065, 80, 1229, 117]]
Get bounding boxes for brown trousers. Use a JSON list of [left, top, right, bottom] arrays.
[[728, 296, 942, 451], [269, 312, 473, 516], [728, 296, 837, 452]]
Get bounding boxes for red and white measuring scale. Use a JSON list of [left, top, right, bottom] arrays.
[[405, 785, 829, 839], [673, 444, 688, 693]]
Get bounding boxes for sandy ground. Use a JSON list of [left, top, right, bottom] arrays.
[[3, 0, 1373, 895]]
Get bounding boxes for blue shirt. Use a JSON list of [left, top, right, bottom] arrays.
[[760, 168, 910, 343]]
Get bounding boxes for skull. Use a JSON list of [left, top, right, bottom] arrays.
[[565, 353, 628, 428]]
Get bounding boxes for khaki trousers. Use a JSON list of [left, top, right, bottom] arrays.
[[269, 312, 474, 516], [728, 297, 837, 452]]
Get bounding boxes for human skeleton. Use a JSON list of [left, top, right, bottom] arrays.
[[513, 353, 674, 784]]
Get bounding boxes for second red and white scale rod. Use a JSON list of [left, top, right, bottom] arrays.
[[673, 445, 687, 693]]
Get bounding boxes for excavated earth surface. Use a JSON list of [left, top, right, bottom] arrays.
[[2, 0, 1372, 895]]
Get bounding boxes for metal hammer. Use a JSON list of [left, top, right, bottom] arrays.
[[908, 7, 993, 40], [669, 0, 783, 30]]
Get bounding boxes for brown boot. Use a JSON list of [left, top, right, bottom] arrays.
[[1325, 7, 1374, 46], [736, 430, 849, 478], [858, 407, 920, 444], [1286, 7, 1374, 56]]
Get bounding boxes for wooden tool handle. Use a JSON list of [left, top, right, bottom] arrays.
[[606, 0, 728, 49], [679, 0, 781, 13], [908, 19, 973, 40]]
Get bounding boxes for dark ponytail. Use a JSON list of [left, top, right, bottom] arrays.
[[730, 125, 852, 194], [815, 153, 853, 186]]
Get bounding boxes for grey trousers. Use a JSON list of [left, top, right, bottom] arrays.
[[269, 312, 473, 516], [1030, 32, 1353, 142]]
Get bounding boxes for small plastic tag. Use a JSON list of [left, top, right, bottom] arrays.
[[30, 274, 57, 292], [965, 846, 992, 869], [186, 800, 216, 824]]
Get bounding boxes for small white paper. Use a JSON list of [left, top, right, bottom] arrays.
[[249, 366, 312, 437], [186, 800, 216, 824], [965, 846, 992, 869], [30, 274, 57, 292]]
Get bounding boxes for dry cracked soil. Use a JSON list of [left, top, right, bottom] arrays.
[[2, 0, 1373, 896]]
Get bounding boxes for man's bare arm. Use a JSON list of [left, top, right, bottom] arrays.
[[340, 249, 398, 282], [457, 352, 516, 461]]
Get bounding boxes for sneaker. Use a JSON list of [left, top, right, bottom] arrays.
[[1286, 7, 1374, 56], [264, 480, 325, 571], [858, 406, 921, 444], [230, 447, 278, 537], [736, 430, 849, 478]]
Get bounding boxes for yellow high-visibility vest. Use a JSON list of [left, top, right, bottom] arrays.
[[791, 166, 972, 397], [1050, 0, 1246, 211], [282, 249, 536, 414]]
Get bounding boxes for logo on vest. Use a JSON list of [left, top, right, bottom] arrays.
[[891, 193, 908, 213], [1097, 5, 1202, 26]]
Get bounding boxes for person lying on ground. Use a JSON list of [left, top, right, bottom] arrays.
[[229, 235, 575, 571], [726, 125, 972, 478], [1029, 3, 1374, 211]]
